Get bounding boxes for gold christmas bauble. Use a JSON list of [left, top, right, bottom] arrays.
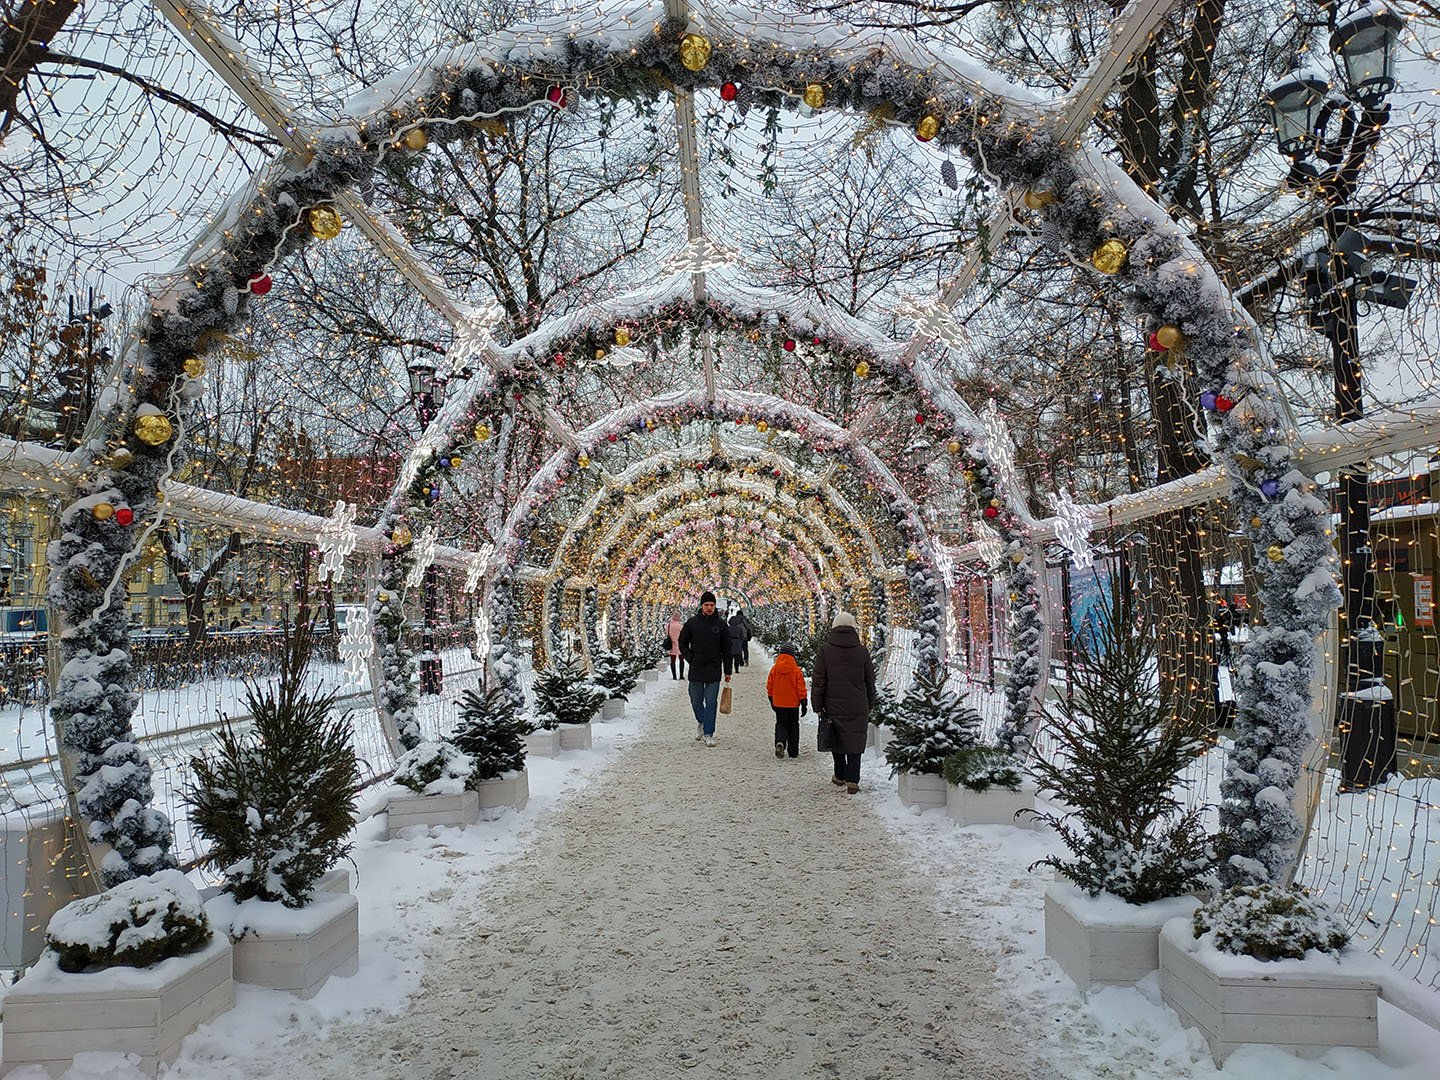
[[450, 455, 462, 468], [916, 115, 941, 141], [578, 453, 591, 468], [154, 489, 165, 503], [756, 420, 768, 433], [906, 549, 917, 561], [378, 591, 390, 604], [1010, 551, 1025, 564], [1023, 188, 1055, 210], [614, 326, 631, 347], [392, 525, 413, 547], [962, 469, 976, 483], [133, 411, 173, 446], [803, 83, 825, 109], [183, 356, 206, 379], [947, 439, 962, 454], [1091, 239, 1128, 275], [92, 502, 115, 521], [1155, 323, 1183, 350], [854, 360, 870, 379], [307, 205, 343, 240], [474, 422, 492, 442], [989, 498, 1001, 507], [1009, 592, 1020, 602], [1266, 544, 1285, 563], [680, 32, 712, 72], [1251, 516, 1263, 528], [403, 128, 428, 151], [595, 348, 607, 361], [109, 447, 135, 469]]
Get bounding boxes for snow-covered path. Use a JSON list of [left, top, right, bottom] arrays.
[[244, 668, 1036, 1079]]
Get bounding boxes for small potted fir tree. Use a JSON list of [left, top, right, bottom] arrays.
[[884, 665, 978, 810], [6, 870, 233, 1075], [388, 737, 480, 834], [533, 650, 607, 751], [591, 648, 636, 720], [451, 684, 531, 819], [1028, 584, 1213, 991], [186, 620, 361, 996]]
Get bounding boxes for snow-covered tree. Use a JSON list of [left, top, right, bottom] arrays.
[[591, 648, 637, 701], [452, 685, 528, 781], [1028, 583, 1213, 904], [532, 652, 607, 729], [884, 665, 981, 777]]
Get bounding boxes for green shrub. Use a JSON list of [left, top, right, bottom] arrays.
[[453, 685, 528, 782], [943, 746, 1022, 792], [1194, 884, 1349, 961], [46, 869, 211, 973]]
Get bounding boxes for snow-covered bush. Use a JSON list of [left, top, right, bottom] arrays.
[[884, 665, 982, 776], [46, 869, 211, 973], [1027, 584, 1213, 904], [591, 649, 638, 701], [870, 689, 901, 728], [452, 686, 528, 782], [186, 623, 358, 907], [1193, 884, 1349, 961], [532, 652, 607, 728], [394, 739, 473, 795], [943, 746, 1022, 792]]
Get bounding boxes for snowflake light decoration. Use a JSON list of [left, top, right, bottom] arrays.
[[893, 294, 971, 349], [338, 605, 373, 687], [973, 521, 1005, 568], [404, 526, 439, 590], [317, 500, 357, 583], [1048, 487, 1095, 570], [444, 300, 504, 375], [662, 235, 739, 274], [464, 543, 493, 593], [980, 399, 1021, 502], [473, 606, 492, 663]]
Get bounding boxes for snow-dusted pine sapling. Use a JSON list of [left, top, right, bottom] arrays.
[[591, 648, 635, 701], [884, 665, 982, 777], [46, 869, 211, 972], [1027, 583, 1213, 904], [452, 685, 528, 782], [532, 651, 608, 728], [943, 746, 1023, 793], [870, 688, 901, 728], [393, 740, 473, 795], [1192, 884, 1348, 961], [186, 622, 359, 908]]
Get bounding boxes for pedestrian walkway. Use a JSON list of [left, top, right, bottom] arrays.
[[242, 666, 1036, 1079]]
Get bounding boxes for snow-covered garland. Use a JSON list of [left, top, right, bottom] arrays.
[[485, 574, 526, 714], [582, 584, 600, 661]]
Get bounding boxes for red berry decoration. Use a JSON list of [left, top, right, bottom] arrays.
[[720, 82, 738, 102], [783, 338, 796, 352], [247, 272, 272, 295], [982, 506, 999, 519], [114, 508, 135, 526], [546, 86, 567, 107], [1215, 394, 1235, 413]]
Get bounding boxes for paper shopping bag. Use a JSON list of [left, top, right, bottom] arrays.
[[718, 685, 733, 715]]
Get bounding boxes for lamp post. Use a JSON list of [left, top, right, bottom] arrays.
[[1263, 1, 1407, 789], [407, 359, 445, 696]]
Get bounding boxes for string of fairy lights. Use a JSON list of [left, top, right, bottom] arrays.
[[0, 0, 1436, 984]]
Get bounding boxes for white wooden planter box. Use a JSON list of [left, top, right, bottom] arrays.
[[558, 722, 593, 751], [2, 934, 233, 1077], [643, 668, 660, 682], [896, 771, 948, 809], [525, 727, 561, 757], [207, 891, 358, 999], [386, 789, 480, 837], [1157, 918, 1379, 1064], [945, 780, 1036, 827], [601, 697, 624, 720], [317, 865, 351, 895], [1044, 884, 1199, 991], [870, 725, 893, 758], [475, 769, 529, 821]]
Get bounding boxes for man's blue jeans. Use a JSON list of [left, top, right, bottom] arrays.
[[688, 679, 720, 735]]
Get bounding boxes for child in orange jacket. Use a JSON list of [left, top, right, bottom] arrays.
[[766, 642, 809, 759]]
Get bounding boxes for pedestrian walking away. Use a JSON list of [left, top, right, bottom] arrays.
[[678, 590, 733, 747], [665, 612, 685, 679], [812, 611, 878, 793], [766, 642, 808, 759], [729, 608, 753, 668], [726, 608, 747, 671]]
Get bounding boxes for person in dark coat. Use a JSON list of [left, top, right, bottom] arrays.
[[729, 609, 752, 667], [678, 590, 734, 747], [812, 610, 878, 794]]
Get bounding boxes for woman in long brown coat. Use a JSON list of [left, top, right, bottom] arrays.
[[812, 611, 878, 794]]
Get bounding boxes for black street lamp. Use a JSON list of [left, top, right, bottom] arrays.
[[407, 359, 446, 695], [1262, 0, 1408, 789]]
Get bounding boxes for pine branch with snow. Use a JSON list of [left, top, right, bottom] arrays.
[[884, 665, 982, 777], [532, 651, 608, 728], [452, 685, 528, 782]]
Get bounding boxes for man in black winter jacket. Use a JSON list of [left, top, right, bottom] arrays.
[[679, 590, 734, 747]]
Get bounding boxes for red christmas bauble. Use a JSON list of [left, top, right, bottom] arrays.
[[720, 82, 738, 102], [982, 506, 999, 519], [1215, 394, 1235, 413], [553, 353, 565, 367], [247, 273, 272, 295], [783, 338, 796, 352], [1147, 330, 1164, 351], [915, 413, 925, 424], [607, 432, 618, 442], [114, 508, 135, 526], [546, 86, 567, 107], [812, 337, 821, 345]]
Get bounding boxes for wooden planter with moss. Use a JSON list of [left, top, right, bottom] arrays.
[[386, 789, 480, 836], [475, 768, 529, 821], [1, 935, 233, 1077], [1157, 918, 1380, 1063], [945, 780, 1035, 827], [205, 891, 358, 999], [896, 771, 947, 809], [1044, 884, 1199, 991]]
